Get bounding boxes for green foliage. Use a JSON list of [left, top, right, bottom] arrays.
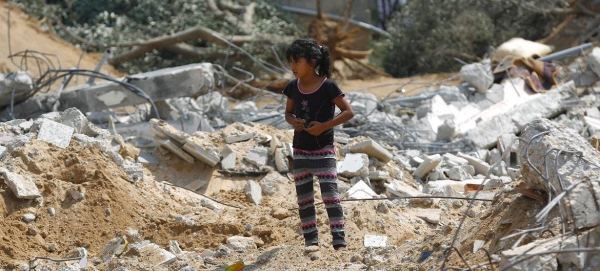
[[382, 0, 569, 77], [15, 0, 301, 74]]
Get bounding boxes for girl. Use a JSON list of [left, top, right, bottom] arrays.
[[283, 38, 355, 251]]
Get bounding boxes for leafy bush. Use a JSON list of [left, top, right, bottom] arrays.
[[16, 0, 301, 74], [382, 0, 569, 77]]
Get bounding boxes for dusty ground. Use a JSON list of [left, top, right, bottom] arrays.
[[0, 2, 561, 270]]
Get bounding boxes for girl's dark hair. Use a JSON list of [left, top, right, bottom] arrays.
[[285, 38, 332, 78]]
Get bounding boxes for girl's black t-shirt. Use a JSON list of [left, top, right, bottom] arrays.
[[283, 78, 344, 151]]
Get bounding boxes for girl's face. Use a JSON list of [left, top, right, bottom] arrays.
[[289, 57, 314, 79]]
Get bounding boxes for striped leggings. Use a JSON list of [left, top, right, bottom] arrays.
[[293, 145, 346, 249]]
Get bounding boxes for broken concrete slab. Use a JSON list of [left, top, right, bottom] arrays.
[[345, 180, 377, 199], [520, 118, 600, 229], [154, 139, 195, 163], [0, 167, 41, 199], [134, 242, 176, 266], [363, 235, 387, 248], [413, 154, 441, 180], [150, 118, 189, 145], [225, 132, 255, 144], [385, 179, 422, 198], [244, 180, 262, 205], [414, 208, 441, 224], [274, 148, 289, 173], [338, 153, 369, 178], [182, 136, 220, 166], [220, 145, 237, 170], [37, 119, 75, 149], [463, 81, 573, 149], [460, 62, 493, 93], [60, 108, 89, 134], [349, 139, 392, 163], [243, 146, 268, 168], [456, 152, 490, 176], [1, 63, 215, 120]]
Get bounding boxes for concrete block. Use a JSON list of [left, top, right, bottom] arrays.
[[269, 135, 281, 156], [510, 83, 572, 130], [456, 152, 490, 176], [244, 180, 262, 205], [220, 145, 237, 170], [363, 235, 387, 248], [385, 179, 422, 198], [436, 119, 456, 142], [339, 153, 369, 178], [183, 136, 220, 166], [460, 62, 493, 93], [345, 180, 377, 199], [414, 208, 441, 224], [243, 147, 268, 167], [274, 148, 289, 173], [0, 145, 6, 159], [349, 139, 392, 163], [60, 108, 88, 134], [410, 156, 424, 167], [465, 114, 518, 149], [150, 118, 189, 145], [136, 243, 176, 266], [122, 162, 144, 182], [225, 132, 254, 144], [413, 154, 442, 180], [259, 171, 282, 196], [0, 167, 41, 199], [368, 171, 389, 181], [155, 139, 195, 163], [227, 236, 257, 252], [37, 119, 74, 149], [284, 142, 293, 158], [587, 47, 600, 78], [440, 153, 469, 168], [448, 166, 472, 181], [334, 133, 350, 144]]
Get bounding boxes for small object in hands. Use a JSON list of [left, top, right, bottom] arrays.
[[225, 259, 245, 271], [305, 122, 315, 129]]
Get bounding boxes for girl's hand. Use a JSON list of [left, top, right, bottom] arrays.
[[304, 121, 325, 135], [292, 118, 306, 131]]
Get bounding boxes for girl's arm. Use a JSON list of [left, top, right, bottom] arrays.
[[305, 95, 354, 135], [285, 98, 306, 131]]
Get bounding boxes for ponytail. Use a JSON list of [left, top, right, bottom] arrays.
[[317, 45, 332, 78]]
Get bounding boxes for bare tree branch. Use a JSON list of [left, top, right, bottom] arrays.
[[108, 26, 256, 65], [165, 43, 210, 58]]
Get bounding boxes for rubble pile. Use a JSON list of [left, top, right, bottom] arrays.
[[2, 44, 600, 270]]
